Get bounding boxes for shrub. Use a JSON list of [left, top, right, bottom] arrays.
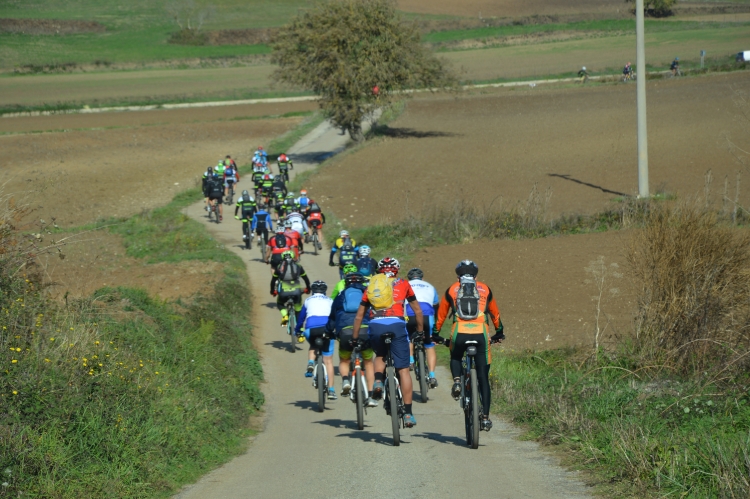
[[627, 205, 750, 377]]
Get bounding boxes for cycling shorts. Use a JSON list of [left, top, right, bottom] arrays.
[[208, 194, 223, 202], [224, 178, 237, 187], [406, 315, 435, 348], [305, 326, 335, 357], [338, 326, 374, 360], [367, 318, 409, 369]]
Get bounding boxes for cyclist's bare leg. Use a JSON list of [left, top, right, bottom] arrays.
[[426, 348, 437, 374], [339, 358, 350, 378], [364, 358, 375, 391], [323, 356, 335, 388], [398, 367, 413, 404]]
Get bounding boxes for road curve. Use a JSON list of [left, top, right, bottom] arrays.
[[176, 121, 593, 499]]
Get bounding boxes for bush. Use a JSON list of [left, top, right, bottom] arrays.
[[627, 205, 750, 377]]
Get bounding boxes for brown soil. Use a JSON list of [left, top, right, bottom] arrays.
[[307, 72, 750, 228], [0, 18, 105, 35], [396, 0, 627, 18], [0, 110, 307, 227], [409, 231, 635, 351], [42, 232, 222, 301]]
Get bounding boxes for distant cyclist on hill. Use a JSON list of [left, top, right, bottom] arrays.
[[251, 206, 273, 247], [277, 153, 293, 181], [306, 201, 326, 238], [670, 57, 680, 76], [578, 66, 589, 83], [202, 166, 214, 211], [329, 230, 358, 279], [271, 250, 310, 326], [234, 190, 257, 242], [205, 172, 224, 221], [223, 161, 239, 198], [434, 260, 504, 432]]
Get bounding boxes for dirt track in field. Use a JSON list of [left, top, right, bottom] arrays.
[[307, 72, 750, 227], [397, 0, 625, 18]]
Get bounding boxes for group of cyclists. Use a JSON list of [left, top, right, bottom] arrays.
[[201, 146, 506, 437], [577, 56, 681, 83]]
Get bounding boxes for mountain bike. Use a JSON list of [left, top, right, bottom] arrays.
[[279, 168, 290, 183], [349, 341, 369, 430], [413, 333, 429, 403], [309, 327, 333, 412], [310, 225, 322, 255], [460, 339, 482, 449], [382, 331, 405, 446], [284, 297, 298, 353], [208, 200, 221, 224], [242, 218, 252, 250], [258, 230, 268, 260], [225, 180, 236, 205], [622, 71, 636, 82]]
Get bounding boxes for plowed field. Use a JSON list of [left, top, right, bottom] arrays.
[[397, 0, 624, 18], [307, 72, 750, 227]]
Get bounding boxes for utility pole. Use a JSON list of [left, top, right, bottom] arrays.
[[636, 0, 649, 197]]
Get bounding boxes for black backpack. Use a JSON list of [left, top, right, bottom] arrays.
[[339, 241, 356, 266], [455, 276, 481, 320], [209, 179, 223, 196], [274, 233, 288, 249]]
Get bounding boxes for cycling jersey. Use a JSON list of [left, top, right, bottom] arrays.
[[215, 164, 227, 178], [406, 279, 440, 318], [307, 212, 325, 227], [267, 233, 293, 255], [435, 280, 501, 335], [361, 278, 417, 320], [251, 210, 273, 231], [295, 293, 333, 335], [236, 197, 257, 218], [284, 229, 302, 258], [286, 212, 308, 238]]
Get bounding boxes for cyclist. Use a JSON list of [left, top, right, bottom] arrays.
[[405, 268, 440, 388], [433, 260, 505, 432], [277, 153, 293, 180], [286, 209, 309, 246], [578, 66, 589, 83], [271, 250, 310, 326], [283, 219, 303, 259], [328, 272, 377, 406], [670, 56, 680, 76], [305, 201, 326, 239], [225, 154, 237, 170], [202, 166, 214, 211], [266, 226, 293, 272], [296, 189, 312, 213], [296, 280, 337, 399], [251, 166, 265, 196], [354, 245, 377, 278], [273, 190, 287, 222], [623, 61, 633, 79], [330, 264, 360, 299], [271, 174, 288, 198], [283, 192, 299, 217], [205, 172, 224, 221], [351, 257, 424, 428], [253, 146, 268, 168], [234, 190, 257, 242], [215, 159, 227, 181], [329, 230, 358, 279], [260, 174, 274, 205], [223, 161, 240, 198], [251, 206, 273, 248]]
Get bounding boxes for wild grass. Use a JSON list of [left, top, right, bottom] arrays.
[[0, 187, 264, 498]]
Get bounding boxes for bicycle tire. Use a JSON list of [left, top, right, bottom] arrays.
[[355, 370, 364, 430], [259, 234, 266, 260], [245, 226, 251, 249], [312, 234, 318, 255], [470, 368, 479, 449], [287, 305, 296, 352], [386, 366, 400, 446], [417, 348, 428, 403], [317, 357, 326, 413]]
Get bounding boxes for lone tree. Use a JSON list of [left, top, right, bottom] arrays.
[[625, 0, 677, 17], [271, 0, 454, 140]]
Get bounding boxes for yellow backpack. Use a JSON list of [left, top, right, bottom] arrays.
[[367, 274, 394, 310]]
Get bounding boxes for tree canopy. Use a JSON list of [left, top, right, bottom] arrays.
[[270, 0, 454, 140], [625, 0, 678, 17]]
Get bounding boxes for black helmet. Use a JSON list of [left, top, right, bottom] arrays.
[[207, 166, 213, 173], [406, 268, 423, 281], [455, 260, 478, 278], [311, 280, 328, 294], [242, 190, 250, 198], [344, 272, 366, 286]]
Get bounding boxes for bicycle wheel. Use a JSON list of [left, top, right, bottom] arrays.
[[417, 348, 428, 403], [245, 226, 251, 249], [312, 234, 318, 255], [287, 305, 296, 352], [317, 357, 326, 413], [355, 371, 364, 430], [386, 366, 400, 446], [259, 235, 266, 260], [469, 368, 479, 449]]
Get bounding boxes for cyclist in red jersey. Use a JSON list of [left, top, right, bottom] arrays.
[[266, 226, 294, 273]]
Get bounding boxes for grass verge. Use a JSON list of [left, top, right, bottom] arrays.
[[1, 187, 264, 498]]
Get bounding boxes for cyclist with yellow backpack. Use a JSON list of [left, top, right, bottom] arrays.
[[351, 257, 424, 428]]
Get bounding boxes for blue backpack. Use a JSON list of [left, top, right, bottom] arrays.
[[355, 257, 376, 277], [342, 286, 363, 313]]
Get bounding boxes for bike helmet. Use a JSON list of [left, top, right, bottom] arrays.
[[345, 272, 366, 286], [582, 66, 586, 71], [279, 154, 287, 161], [206, 166, 213, 174], [275, 226, 285, 234], [286, 193, 295, 199], [263, 174, 271, 180], [340, 230, 349, 238], [675, 56, 679, 61], [377, 257, 400, 275], [281, 250, 295, 260], [358, 245, 371, 257], [258, 146, 264, 151], [455, 260, 478, 278], [300, 189, 308, 196], [407, 268, 424, 281], [343, 263, 358, 275], [242, 190, 250, 198], [311, 280, 327, 294], [284, 220, 293, 228]]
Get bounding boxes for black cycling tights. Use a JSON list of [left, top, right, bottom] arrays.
[[450, 333, 491, 417]]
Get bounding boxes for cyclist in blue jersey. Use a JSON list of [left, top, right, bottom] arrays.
[[405, 268, 440, 388], [296, 280, 337, 399], [251, 208, 274, 246]]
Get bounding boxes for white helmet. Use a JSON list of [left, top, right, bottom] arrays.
[[358, 245, 371, 257], [340, 230, 349, 238], [582, 66, 587, 71]]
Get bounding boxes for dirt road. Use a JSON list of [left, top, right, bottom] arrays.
[[176, 122, 592, 498]]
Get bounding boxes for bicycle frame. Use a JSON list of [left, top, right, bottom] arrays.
[[349, 348, 368, 404]]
